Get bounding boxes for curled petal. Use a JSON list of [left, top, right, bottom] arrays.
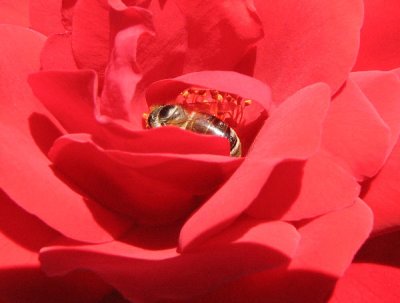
[[29, 70, 232, 155], [100, 4, 154, 123]]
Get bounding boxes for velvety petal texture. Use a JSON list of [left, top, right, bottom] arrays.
[[252, 0, 363, 102], [179, 83, 330, 252], [192, 200, 373, 303], [330, 231, 400, 302], [0, 25, 131, 243], [0, 191, 111, 303], [353, 0, 400, 71], [29, 0, 65, 35], [246, 152, 360, 221], [48, 134, 241, 225], [41, 33, 78, 70], [0, 0, 29, 26], [136, 0, 263, 91], [351, 70, 400, 151], [362, 140, 400, 234], [321, 79, 391, 180], [100, 3, 153, 123], [40, 218, 300, 302]]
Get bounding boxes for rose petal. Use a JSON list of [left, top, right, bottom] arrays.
[[252, 0, 363, 103], [29, 0, 64, 35], [172, 0, 263, 73], [329, 263, 400, 303], [40, 219, 299, 302], [40, 33, 78, 70], [362, 140, 400, 234], [179, 83, 330, 252], [0, 25, 131, 242], [191, 200, 373, 303], [246, 152, 360, 221], [29, 70, 233, 155], [353, 0, 400, 71], [28, 70, 103, 136], [0, 0, 29, 26], [136, 0, 263, 92], [331, 231, 400, 301], [100, 4, 153, 122], [321, 79, 391, 180], [290, 199, 373, 276], [0, 191, 111, 303], [49, 134, 241, 225], [71, 0, 110, 76], [351, 71, 400, 151], [250, 83, 330, 159], [355, 230, 400, 267], [61, 0, 78, 31]]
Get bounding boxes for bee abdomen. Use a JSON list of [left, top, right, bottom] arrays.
[[187, 114, 241, 157]]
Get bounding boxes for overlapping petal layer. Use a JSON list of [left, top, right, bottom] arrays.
[[246, 152, 360, 221], [0, 191, 111, 303], [330, 231, 400, 302], [49, 134, 241, 225], [193, 199, 373, 303], [0, 25, 131, 242], [179, 83, 330, 252], [40, 218, 300, 302], [321, 79, 391, 180]]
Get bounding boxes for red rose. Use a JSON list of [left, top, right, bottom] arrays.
[[1, 0, 400, 302]]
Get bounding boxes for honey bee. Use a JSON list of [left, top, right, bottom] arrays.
[[144, 88, 252, 157]]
